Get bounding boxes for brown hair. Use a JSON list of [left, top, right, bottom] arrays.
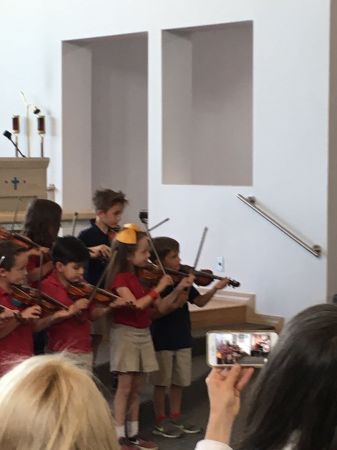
[[104, 230, 147, 288], [93, 189, 127, 212], [150, 236, 179, 263], [238, 304, 337, 450], [0, 241, 27, 271], [23, 199, 62, 247]]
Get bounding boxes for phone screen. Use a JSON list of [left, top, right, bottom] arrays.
[[207, 331, 278, 367]]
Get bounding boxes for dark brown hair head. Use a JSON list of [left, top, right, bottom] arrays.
[[93, 189, 127, 212], [23, 199, 62, 248]]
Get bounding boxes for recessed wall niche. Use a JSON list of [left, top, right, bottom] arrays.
[[62, 33, 148, 221], [162, 22, 253, 186]]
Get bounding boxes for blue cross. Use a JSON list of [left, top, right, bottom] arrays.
[[11, 177, 20, 190]]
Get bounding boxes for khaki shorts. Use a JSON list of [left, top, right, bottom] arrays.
[[110, 324, 158, 373], [150, 348, 192, 387]]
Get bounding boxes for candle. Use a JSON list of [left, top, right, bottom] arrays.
[[37, 115, 45, 134], [12, 115, 20, 133]]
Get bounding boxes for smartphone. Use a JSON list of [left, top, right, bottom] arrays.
[[206, 330, 279, 367]]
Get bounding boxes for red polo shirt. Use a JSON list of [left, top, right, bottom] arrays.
[[0, 287, 34, 375], [41, 271, 94, 353], [111, 272, 151, 329], [27, 254, 52, 289]]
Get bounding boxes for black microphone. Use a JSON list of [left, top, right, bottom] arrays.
[[139, 210, 148, 225], [3, 130, 26, 157]]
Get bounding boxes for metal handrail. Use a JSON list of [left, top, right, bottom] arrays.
[[237, 194, 322, 258]]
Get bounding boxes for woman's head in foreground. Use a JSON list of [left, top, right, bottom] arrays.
[[0, 354, 118, 450], [240, 303, 337, 450]]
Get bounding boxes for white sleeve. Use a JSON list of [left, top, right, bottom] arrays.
[[194, 440, 233, 450]]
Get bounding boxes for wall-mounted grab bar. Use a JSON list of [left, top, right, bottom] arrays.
[[237, 194, 322, 258]]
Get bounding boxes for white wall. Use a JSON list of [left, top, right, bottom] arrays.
[[0, 0, 333, 319], [162, 22, 253, 186], [61, 34, 148, 221], [62, 43, 92, 212], [89, 34, 148, 224], [162, 31, 193, 184], [328, 0, 337, 301]]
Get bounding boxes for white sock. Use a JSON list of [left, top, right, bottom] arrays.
[[116, 425, 125, 439], [127, 421, 139, 438]]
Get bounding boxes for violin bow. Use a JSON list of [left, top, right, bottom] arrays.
[[186, 226, 208, 295], [10, 196, 22, 232], [142, 219, 165, 275], [71, 212, 79, 236], [146, 228, 167, 275], [87, 231, 119, 304], [148, 217, 170, 232], [37, 250, 44, 293], [192, 226, 208, 271], [140, 217, 170, 276]]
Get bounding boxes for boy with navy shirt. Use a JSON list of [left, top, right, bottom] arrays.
[[78, 189, 127, 362], [150, 237, 230, 438], [78, 189, 127, 286]]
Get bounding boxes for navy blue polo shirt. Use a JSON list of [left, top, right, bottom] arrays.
[[150, 284, 199, 351], [78, 220, 110, 286]]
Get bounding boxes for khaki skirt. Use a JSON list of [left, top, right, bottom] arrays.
[[109, 324, 158, 373]]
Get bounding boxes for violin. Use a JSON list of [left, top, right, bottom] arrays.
[[179, 264, 240, 288], [0, 227, 40, 250], [67, 281, 119, 304], [11, 284, 68, 313], [139, 262, 240, 288], [107, 225, 121, 242]]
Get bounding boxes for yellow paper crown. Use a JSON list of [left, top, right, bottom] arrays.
[[115, 223, 141, 244]]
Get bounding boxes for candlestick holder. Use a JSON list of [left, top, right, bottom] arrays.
[[37, 115, 45, 157], [12, 115, 20, 157]]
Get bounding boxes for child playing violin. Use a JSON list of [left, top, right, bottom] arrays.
[[40, 236, 130, 371], [150, 237, 230, 438], [0, 241, 74, 375], [24, 197, 116, 285], [23, 198, 63, 285], [78, 189, 128, 280], [105, 224, 194, 450], [0, 240, 42, 374], [78, 189, 128, 363], [22, 198, 63, 355]]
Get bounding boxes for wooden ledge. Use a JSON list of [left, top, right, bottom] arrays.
[[0, 210, 95, 224]]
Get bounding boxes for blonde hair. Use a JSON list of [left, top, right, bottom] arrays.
[[0, 354, 118, 450]]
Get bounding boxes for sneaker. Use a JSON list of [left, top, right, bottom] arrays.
[[129, 435, 159, 449], [170, 418, 202, 434], [152, 419, 184, 439], [118, 437, 138, 450]]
